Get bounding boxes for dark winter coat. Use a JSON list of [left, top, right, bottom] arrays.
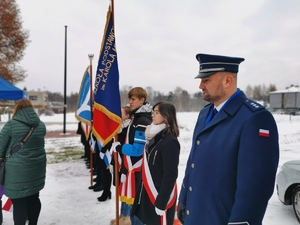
[[122, 103, 152, 155], [133, 131, 180, 225], [178, 91, 279, 225], [121, 103, 152, 161], [119, 103, 152, 204], [0, 107, 46, 199]]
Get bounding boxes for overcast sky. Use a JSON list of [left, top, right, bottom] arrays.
[[15, 0, 300, 95]]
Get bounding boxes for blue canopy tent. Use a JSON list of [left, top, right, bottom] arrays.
[[0, 77, 26, 100]]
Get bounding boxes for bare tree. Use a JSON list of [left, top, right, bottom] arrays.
[[0, 0, 29, 84], [267, 84, 277, 93], [252, 85, 263, 101], [245, 85, 253, 99]]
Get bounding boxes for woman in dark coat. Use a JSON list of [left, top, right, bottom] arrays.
[[0, 99, 46, 225], [133, 102, 180, 225]]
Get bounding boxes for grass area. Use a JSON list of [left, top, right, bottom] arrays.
[[45, 137, 84, 164], [46, 147, 84, 164], [47, 150, 83, 164]]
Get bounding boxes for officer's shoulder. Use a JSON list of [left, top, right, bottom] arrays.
[[243, 99, 265, 112]]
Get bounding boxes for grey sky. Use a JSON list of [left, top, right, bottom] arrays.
[[15, 0, 300, 95]]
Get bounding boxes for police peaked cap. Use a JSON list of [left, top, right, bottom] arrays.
[[195, 53, 245, 78]]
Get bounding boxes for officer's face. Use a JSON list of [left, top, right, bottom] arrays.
[[199, 72, 226, 105]]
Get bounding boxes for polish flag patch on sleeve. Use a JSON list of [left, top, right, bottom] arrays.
[[259, 129, 270, 137]]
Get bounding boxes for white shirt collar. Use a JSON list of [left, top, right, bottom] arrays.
[[215, 100, 227, 112]]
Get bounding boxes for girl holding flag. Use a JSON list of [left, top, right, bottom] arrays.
[[132, 102, 180, 225]]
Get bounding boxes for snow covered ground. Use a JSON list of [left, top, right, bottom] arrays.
[[1, 112, 300, 225]]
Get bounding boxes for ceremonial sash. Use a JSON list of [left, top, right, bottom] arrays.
[[119, 155, 142, 204], [117, 120, 131, 170], [142, 152, 177, 225]]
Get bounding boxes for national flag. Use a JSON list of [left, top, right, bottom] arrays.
[[90, 133, 115, 167], [2, 195, 13, 212], [92, 5, 122, 147], [89, 134, 102, 152], [103, 148, 113, 167], [75, 66, 92, 140], [259, 129, 270, 137]]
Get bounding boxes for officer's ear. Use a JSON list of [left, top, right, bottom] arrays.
[[223, 73, 235, 87]]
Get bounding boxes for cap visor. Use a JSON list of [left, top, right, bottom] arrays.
[[194, 71, 217, 79]]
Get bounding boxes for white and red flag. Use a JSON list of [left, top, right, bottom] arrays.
[[2, 195, 13, 212], [259, 129, 270, 137]]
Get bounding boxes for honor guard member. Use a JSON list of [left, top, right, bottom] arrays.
[[177, 53, 279, 225]]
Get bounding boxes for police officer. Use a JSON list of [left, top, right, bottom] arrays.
[[177, 53, 279, 225]]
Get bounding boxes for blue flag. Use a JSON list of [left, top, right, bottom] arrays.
[[75, 66, 91, 140], [92, 5, 122, 147]]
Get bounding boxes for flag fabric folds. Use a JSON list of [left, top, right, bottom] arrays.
[[80, 122, 90, 141], [75, 66, 91, 140], [92, 5, 122, 147]]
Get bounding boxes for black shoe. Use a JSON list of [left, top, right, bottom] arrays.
[[93, 184, 104, 192], [80, 155, 87, 159], [88, 183, 100, 190], [88, 185, 95, 190], [97, 191, 111, 202]]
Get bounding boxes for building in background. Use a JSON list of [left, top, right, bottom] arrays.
[[269, 85, 300, 114], [27, 91, 48, 108]]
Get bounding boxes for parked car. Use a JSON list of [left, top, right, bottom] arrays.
[[276, 160, 300, 223]]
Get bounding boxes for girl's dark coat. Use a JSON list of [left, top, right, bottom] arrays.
[[133, 131, 180, 225]]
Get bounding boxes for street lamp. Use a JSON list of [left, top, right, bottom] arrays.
[[63, 25, 68, 134]]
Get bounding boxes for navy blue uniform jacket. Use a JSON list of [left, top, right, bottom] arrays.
[[178, 91, 279, 225]]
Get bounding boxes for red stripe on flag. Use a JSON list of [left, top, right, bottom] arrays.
[[93, 108, 120, 144], [259, 129, 270, 137], [2, 197, 13, 211]]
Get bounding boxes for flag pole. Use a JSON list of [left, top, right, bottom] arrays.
[[111, 1, 120, 225], [63, 25, 67, 134], [88, 53, 94, 186]]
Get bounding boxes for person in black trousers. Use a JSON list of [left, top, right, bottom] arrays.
[[97, 140, 113, 201], [0, 99, 47, 225], [88, 133, 104, 192], [11, 193, 41, 225]]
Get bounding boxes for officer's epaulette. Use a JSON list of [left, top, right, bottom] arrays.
[[244, 99, 264, 112]]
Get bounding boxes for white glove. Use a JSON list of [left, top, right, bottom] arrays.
[[155, 207, 165, 216], [110, 141, 121, 153], [99, 152, 105, 159], [120, 174, 126, 183]]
